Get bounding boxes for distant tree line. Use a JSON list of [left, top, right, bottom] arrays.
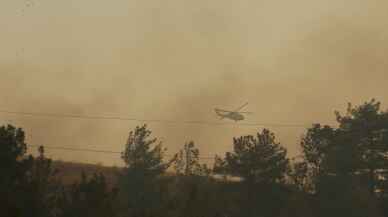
[[1, 99, 388, 217]]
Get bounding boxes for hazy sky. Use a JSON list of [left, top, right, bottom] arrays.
[[1, 0, 388, 166]]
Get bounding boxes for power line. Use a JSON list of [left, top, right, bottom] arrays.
[[0, 109, 312, 128], [28, 144, 121, 154], [27, 145, 216, 160]]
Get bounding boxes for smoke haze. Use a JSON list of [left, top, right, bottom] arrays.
[[1, 0, 388, 165]]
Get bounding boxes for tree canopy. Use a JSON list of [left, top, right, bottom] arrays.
[[214, 129, 289, 184], [3, 99, 388, 217]]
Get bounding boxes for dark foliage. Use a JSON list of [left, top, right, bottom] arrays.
[[2, 99, 388, 217], [214, 128, 289, 184], [57, 172, 119, 217]]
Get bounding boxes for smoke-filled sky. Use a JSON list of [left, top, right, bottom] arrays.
[[1, 0, 388, 166]]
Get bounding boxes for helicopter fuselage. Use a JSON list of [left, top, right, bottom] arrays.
[[215, 110, 245, 121], [226, 112, 244, 121], [215, 103, 250, 122]]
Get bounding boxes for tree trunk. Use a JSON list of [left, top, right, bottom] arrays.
[[369, 168, 376, 196]]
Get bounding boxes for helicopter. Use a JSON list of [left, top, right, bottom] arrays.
[[215, 102, 252, 122]]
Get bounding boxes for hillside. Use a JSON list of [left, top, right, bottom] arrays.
[[53, 161, 122, 186]]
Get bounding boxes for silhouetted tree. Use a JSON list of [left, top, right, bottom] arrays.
[[335, 99, 388, 196], [299, 100, 388, 217], [213, 129, 290, 217], [288, 159, 309, 191], [0, 126, 62, 217], [58, 172, 119, 217], [3, 99, 388, 217], [174, 141, 210, 176], [121, 125, 169, 175], [119, 125, 173, 217], [215, 129, 289, 184], [168, 141, 213, 217], [0, 125, 33, 217], [300, 123, 336, 191], [22, 146, 60, 217]]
